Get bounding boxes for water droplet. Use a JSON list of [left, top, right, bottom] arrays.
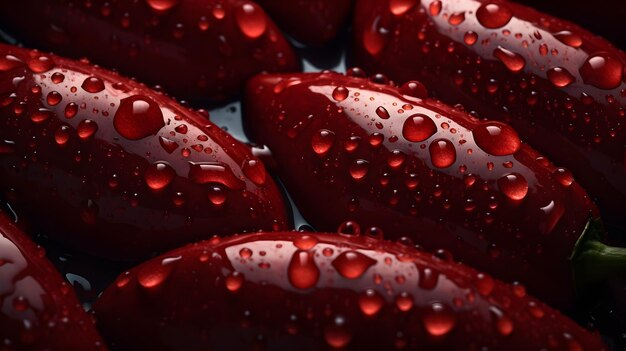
[[429, 0, 442, 15], [490, 306, 514, 336], [0, 55, 24, 71], [146, 0, 179, 12], [429, 139, 456, 168], [475, 273, 495, 296], [539, 200, 564, 234], [65, 102, 78, 119], [188, 162, 245, 190], [403, 113, 436, 142], [553, 168, 573, 187], [395, 292, 414, 311], [294, 235, 318, 250], [288, 250, 319, 289], [376, 106, 390, 119], [12, 296, 29, 312], [31, 108, 52, 123], [114, 95, 164, 140], [324, 316, 352, 348], [235, 3, 267, 39], [225, 271, 245, 292], [27, 56, 54, 73], [46, 91, 62, 106], [349, 159, 370, 180], [332, 251, 376, 279], [77, 119, 98, 140], [388, 150, 406, 168], [145, 161, 176, 191], [81, 76, 105, 93], [448, 12, 465, 25], [547, 67, 575, 88], [242, 159, 266, 185], [476, 3, 513, 29], [389, 0, 416, 15], [493, 47, 526, 72], [464, 31, 478, 45], [207, 186, 227, 206], [423, 302, 456, 336], [363, 15, 389, 56], [54, 125, 71, 146], [399, 81, 427, 99], [580, 54, 623, 89], [553, 31, 583, 48], [138, 256, 180, 288], [159, 136, 179, 154], [359, 289, 384, 316], [338, 221, 361, 236], [333, 86, 349, 101], [498, 173, 528, 201], [312, 129, 335, 155], [473, 122, 521, 156]]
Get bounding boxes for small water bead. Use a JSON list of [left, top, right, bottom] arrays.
[[553, 31, 583, 48], [332, 86, 349, 101], [311, 129, 335, 155], [476, 3, 513, 29], [288, 250, 319, 289], [547, 67, 575, 88], [423, 302, 456, 336], [324, 316, 352, 349], [359, 289, 384, 316], [349, 159, 370, 180], [31, 108, 52, 123], [235, 3, 267, 39], [375, 106, 390, 120], [493, 47, 526, 72], [395, 292, 414, 312], [175, 124, 188, 134], [369, 133, 384, 147], [429, 139, 456, 168], [114, 95, 165, 140], [225, 271, 244, 292], [77, 119, 98, 140], [498, 173, 528, 201], [332, 251, 376, 279], [146, 0, 179, 12], [472, 122, 521, 156], [198, 16, 210, 31], [51, 72, 65, 84], [54, 125, 72, 146], [137, 256, 180, 289], [63, 102, 78, 119], [464, 31, 478, 45], [27, 56, 54, 73], [338, 221, 361, 236], [242, 159, 266, 185], [475, 273, 495, 296], [212, 4, 225, 19], [387, 150, 406, 169], [429, 0, 442, 16], [389, 0, 416, 16], [207, 186, 227, 206], [399, 80, 428, 99], [580, 53, 623, 89], [145, 161, 176, 191], [553, 168, 574, 187], [448, 12, 465, 25], [189, 162, 245, 190], [293, 235, 318, 250], [46, 91, 62, 106], [81, 76, 105, 93], [402, 113, 437, 142]]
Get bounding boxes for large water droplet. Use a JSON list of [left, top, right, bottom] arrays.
[[402, 113, 437, 142], [423, 302, 456, 336], [294, 235, 318, 250], [27, 56, 54, 73], [188, 162, 245, 190], [579, 54, 623, 89], [399, 81, 428, 99], [472, 122, 521, 156], [77, 119, 98, 140], [81, 76, 105, 93], [553, 168, 573, 187], [493, 47, 526, 72], [0, 55, 24, 71], [332, 251, 376, 279], [225, 271, 245, 292], [547, 67, 575, 88], [363, 15, 389, 56], [498, 173, 528, 201], [324, 316, 352, 348], [288, 250, 319, 289], [332, 86, 349, 101], [359, 289, 384, 316], [349, 159, 370, 180], [145, 0, 179, 12], [429, 139, 456, 168], [376, 106, 390, 119], [312, 129, 335, 155], [46, 91, 62, 106], [145, 161, 176, 191], [553, 31, 583, 48], [113, 95, 164, 140], [476, 3, 513, 29], [54, 126, 71, 146], [235, 3, 267, 39]]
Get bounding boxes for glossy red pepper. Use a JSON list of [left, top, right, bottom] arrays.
[[351, 0, 626, 235], [0, 44, 289, 260], [0, 0, 300, 102], [0, 210, 107, 350], [243, 71, 626, 310], [517, 0, 626, 49], [254, 0, 353, 46], [94, 232, 608, 351]]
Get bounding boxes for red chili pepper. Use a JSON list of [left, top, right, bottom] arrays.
[[351, 0, 626, 235], [0, 0, 300, 102], [94, 232, 608, 350], [254, 0, 353, 46], [243, 71, 626, 310], [0, 44, 289, 260], [0, 210, 107, 350]]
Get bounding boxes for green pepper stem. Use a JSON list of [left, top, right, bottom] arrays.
[[570, 218, 626, 287]]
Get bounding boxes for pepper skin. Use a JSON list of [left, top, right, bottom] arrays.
[[0, 0, 300, 102], [351, 0, 626, 236], [0, 44, 289, 260], [243, 71, 626, 310], [254, 0, 353, 46], [94, 232, 608, 351], [0, 210, 107, 350]]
